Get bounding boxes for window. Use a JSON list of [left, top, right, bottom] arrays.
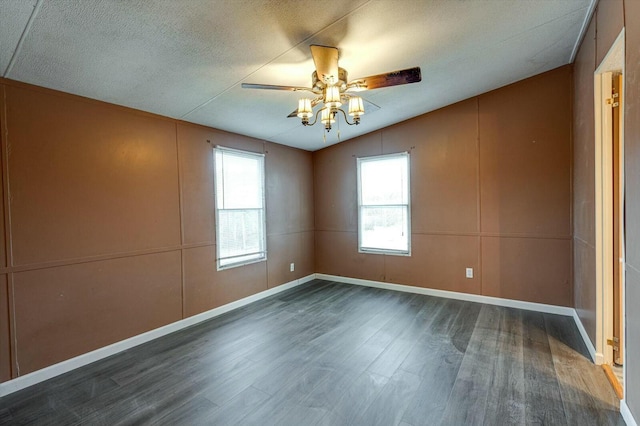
[[214, 146, 266, 270], [357, 152, 410, 255]]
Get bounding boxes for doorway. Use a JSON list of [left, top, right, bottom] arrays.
[[594, 29, 625, 400]]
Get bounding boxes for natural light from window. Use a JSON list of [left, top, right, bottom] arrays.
[[214, 147, 266, 269], [357, 152, 410, 255]]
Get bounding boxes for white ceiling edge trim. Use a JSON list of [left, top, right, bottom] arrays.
[[2, 0, 43, 77], [570, 0, 599, 63]]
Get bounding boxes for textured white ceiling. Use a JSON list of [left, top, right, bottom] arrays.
[[1, 0, 594, 151]]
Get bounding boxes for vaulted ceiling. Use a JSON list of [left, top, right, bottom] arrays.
[[1, 0, 594, 151]]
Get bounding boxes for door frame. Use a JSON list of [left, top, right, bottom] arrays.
[[594, 28, 625, 370]]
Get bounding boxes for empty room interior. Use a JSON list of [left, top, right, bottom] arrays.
[[0, 0, 639, 424]]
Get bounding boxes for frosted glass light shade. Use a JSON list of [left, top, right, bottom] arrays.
[[297, 98, 313, 119], [321, 108, 335, 124], [348, 97, 365, 117], [324, 86, 342, 109]]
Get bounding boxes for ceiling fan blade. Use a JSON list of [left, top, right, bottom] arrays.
[[348, 67, 422, 91], [241, 83, 312, 92], [310, 45, 339, 85]]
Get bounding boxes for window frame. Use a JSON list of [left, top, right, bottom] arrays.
[[213, 145, 267, 270], [356, 152, 411, 256]]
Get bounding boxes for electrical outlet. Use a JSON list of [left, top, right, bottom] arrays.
[[290, 262, 295, 272], [465, 268, 473, 278]]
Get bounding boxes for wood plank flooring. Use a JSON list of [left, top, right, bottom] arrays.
[[0, 280, 623, 425]]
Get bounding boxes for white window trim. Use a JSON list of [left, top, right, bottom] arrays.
[[214, 145, 267, 270], [357, 152, 411, 256]]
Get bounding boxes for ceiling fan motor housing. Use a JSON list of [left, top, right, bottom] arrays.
[[312, 68, 349, 93]]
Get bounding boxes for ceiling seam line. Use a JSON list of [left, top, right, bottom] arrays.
[[3, 0, 44, 78], [570, 0, 598, 63], [179, 0, 372, 119], [492, 5, 591, 48]]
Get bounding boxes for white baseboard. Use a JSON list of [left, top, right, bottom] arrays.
[[322, 274, 640, 422], [0, 274, 315, 398], [317, 274, 604, 365], [0, 272, 607, 401], [622, 400, 638, 426], [316, 274, 575, 316], [572, 310, 598, 363]]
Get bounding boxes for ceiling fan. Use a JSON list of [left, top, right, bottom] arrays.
[[241, 45, 422, 131]]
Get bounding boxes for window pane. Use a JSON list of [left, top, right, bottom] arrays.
[[218, 209, 264, 261], [360, 156, 408, 205], [214, 147, 266, 269], [360, 206, 408, 252], [215, 151, 263, 209]]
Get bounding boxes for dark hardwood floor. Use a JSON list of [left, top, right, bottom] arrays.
[[0, 279, 623, 425]]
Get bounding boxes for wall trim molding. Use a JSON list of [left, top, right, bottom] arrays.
[[622, 400, 638, 426], [316, 274, 575, 316], [0, 272, 610, 403], [569, 0, 597, 63], [0, 274, 315, 398]]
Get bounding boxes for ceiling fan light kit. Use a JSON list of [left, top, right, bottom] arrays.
[[324, 86, 342, 109], [242, 44, 421, 134], [348, 97, 365, 118], [297, 98, 313, 120], [321, 108, 336, 129]]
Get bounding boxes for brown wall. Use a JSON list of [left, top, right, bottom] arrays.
[[0, 79, 314, 380], [314, 66, 573, 307], [573, 0, 640, 420], [1, 12, 637, 418], [573, 14, 597, 345], [573, 0, 627, 353]]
